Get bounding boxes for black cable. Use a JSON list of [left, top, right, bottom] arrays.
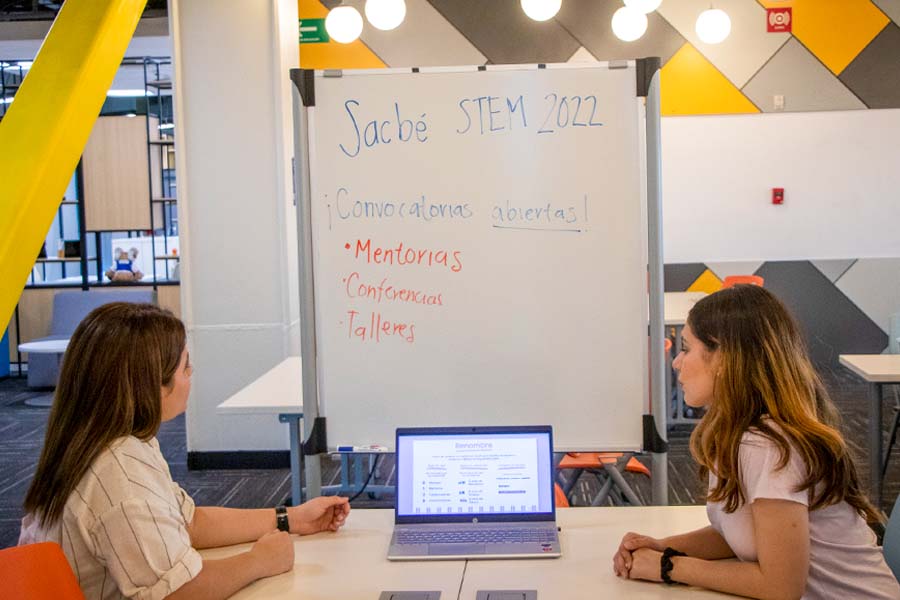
[[347, 454, 381, 503]]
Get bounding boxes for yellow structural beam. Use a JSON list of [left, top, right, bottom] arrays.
[[0, 0, 146, 332]]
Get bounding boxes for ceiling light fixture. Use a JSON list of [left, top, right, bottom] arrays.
[[365, 0, 406, 31], [521, 0, 562, 22], [611, 6, 648, 42], [325, 5, 364, 44], [695, 8, 731, 44]]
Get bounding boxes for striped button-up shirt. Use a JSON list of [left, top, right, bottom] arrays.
[[19, 436, 202, 600]]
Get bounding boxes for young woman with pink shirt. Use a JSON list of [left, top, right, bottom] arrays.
[[613, 285, 899, 599]]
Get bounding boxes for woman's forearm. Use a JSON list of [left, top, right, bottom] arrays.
[[661, 526, 735, 560], [671, 555, 804, 600], [188, 507, 276, 548], [165, 553, 264, 600]]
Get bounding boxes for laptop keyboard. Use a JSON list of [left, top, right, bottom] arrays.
[[396, 528, 557, 545]]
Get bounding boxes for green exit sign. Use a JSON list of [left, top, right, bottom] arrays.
[[299, 18, 329, 44]]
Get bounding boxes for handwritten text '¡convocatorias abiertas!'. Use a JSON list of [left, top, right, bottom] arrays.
[[347, 239, 463, 273]]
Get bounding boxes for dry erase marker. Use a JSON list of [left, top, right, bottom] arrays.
[[336, 444, 388, 452]]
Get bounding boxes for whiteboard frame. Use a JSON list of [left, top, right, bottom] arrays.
[[290, 60, 668, 504]]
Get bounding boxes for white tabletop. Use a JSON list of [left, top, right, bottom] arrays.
[[18, 339, 69, 354], [463, 506, 731, 599], [664, 292, 707, 326], [200, 506, 736, 599], [839, 354, 900, 383], [200, 509, 464, 599], [216, 357, 303, 415]]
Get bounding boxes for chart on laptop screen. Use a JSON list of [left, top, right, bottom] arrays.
[[411, 437, 540, 514]]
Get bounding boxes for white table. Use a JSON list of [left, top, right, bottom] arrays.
[[664, 292, 707, 425], [217, 357, 304, 503], [839, 354, 900, 507], [200, 507, 736, 599], [18, 339, 70, 404]]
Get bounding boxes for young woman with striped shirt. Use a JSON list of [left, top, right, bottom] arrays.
[[20, 302, 350, 599]]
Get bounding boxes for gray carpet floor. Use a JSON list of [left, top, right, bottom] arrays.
[[1, 365, 898, 549]]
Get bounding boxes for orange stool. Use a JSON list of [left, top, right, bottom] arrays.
[[0, 542, 85, 600], [557, 452, 648, 506], [554, 482, 570, 508], [722, 275, 763, 288]]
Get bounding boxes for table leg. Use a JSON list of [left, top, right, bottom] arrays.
[[869, 382, 883, 509], [281, 415, 303, 505]]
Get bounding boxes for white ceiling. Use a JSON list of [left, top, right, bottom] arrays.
[[0, 17, 171, 93]]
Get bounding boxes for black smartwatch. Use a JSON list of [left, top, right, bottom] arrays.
[[660, 547, 687, 584], [275, 505, 290, 532]]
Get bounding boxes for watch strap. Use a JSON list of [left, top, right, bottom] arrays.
[[660, 547, 686, 584], [275, 505, 290, 532]]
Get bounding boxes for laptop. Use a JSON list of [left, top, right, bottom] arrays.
[[387, 425, 561, 560]]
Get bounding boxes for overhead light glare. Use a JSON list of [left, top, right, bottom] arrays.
[[695, 8, 731, 44], [611, 6, 648, 42], [521, 0, 562, 21], [365, 0, 406, 31], [325, 5, 364, 44]]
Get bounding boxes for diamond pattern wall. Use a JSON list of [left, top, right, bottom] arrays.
[[840, 23, 900, 108], [300, 0, 900, 114], [295, 1, 899, 362]]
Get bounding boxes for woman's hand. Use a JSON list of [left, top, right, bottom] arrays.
[[288, 496, 351, 535], [249, 530, 294, 578], [628, 547, 663, 582], [613, 532, 665, 577]]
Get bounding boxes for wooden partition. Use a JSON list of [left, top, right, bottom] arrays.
[[82, 115, 152, 231]]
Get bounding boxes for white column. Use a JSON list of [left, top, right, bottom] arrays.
[[171, 0, 300, 452]]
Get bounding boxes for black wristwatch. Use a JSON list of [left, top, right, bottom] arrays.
[[275, 505, 290, 532], [660, 547, 687, 584]]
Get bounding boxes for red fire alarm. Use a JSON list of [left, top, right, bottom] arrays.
[[767, 7, 792, 33], [772, 188, 784, 205]]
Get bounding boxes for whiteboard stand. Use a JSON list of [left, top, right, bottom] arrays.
[[641, 58, 669, 505], [290, 59, 669, 505]]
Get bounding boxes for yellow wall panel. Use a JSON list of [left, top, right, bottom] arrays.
[[759, 0, 888, 74], [687, 269, 723, 294], [661, 44, 760, 116], [298, 0, 386, 69]]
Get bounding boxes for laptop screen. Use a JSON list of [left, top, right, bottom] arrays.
[[395, 426, 555, 524]]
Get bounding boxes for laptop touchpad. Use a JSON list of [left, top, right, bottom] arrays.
[[429, 543, 485, 555]]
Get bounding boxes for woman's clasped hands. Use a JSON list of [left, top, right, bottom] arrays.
[[613, 531, 666, 582]]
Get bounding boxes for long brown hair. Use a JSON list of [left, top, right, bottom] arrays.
[[687, 285, 880, 522], [24, 302, 185, 527]]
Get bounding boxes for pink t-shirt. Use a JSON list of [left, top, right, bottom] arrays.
[[707, 424, 900, 600]]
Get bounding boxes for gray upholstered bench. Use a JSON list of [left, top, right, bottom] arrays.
[[23, 289, 155, 388]]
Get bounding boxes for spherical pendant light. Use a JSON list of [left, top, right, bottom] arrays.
[[611, 6, 648, 42], [521, 0, 562, 22], [365, 0, 406, 31], [325, 5, 364, 44], [695, 8, 731, 44]]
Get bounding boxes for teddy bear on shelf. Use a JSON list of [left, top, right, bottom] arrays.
[[105, 247, 144, 282]]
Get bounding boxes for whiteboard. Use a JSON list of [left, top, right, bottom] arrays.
[[663, 109, 900, 263], [299, 63, 650, 450]]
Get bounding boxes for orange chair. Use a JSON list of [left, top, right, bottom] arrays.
[[557, 452, 649, 506], [722, 275, 763, 288], [554, 482, 570, 508], [0, 542, 85, 599]]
